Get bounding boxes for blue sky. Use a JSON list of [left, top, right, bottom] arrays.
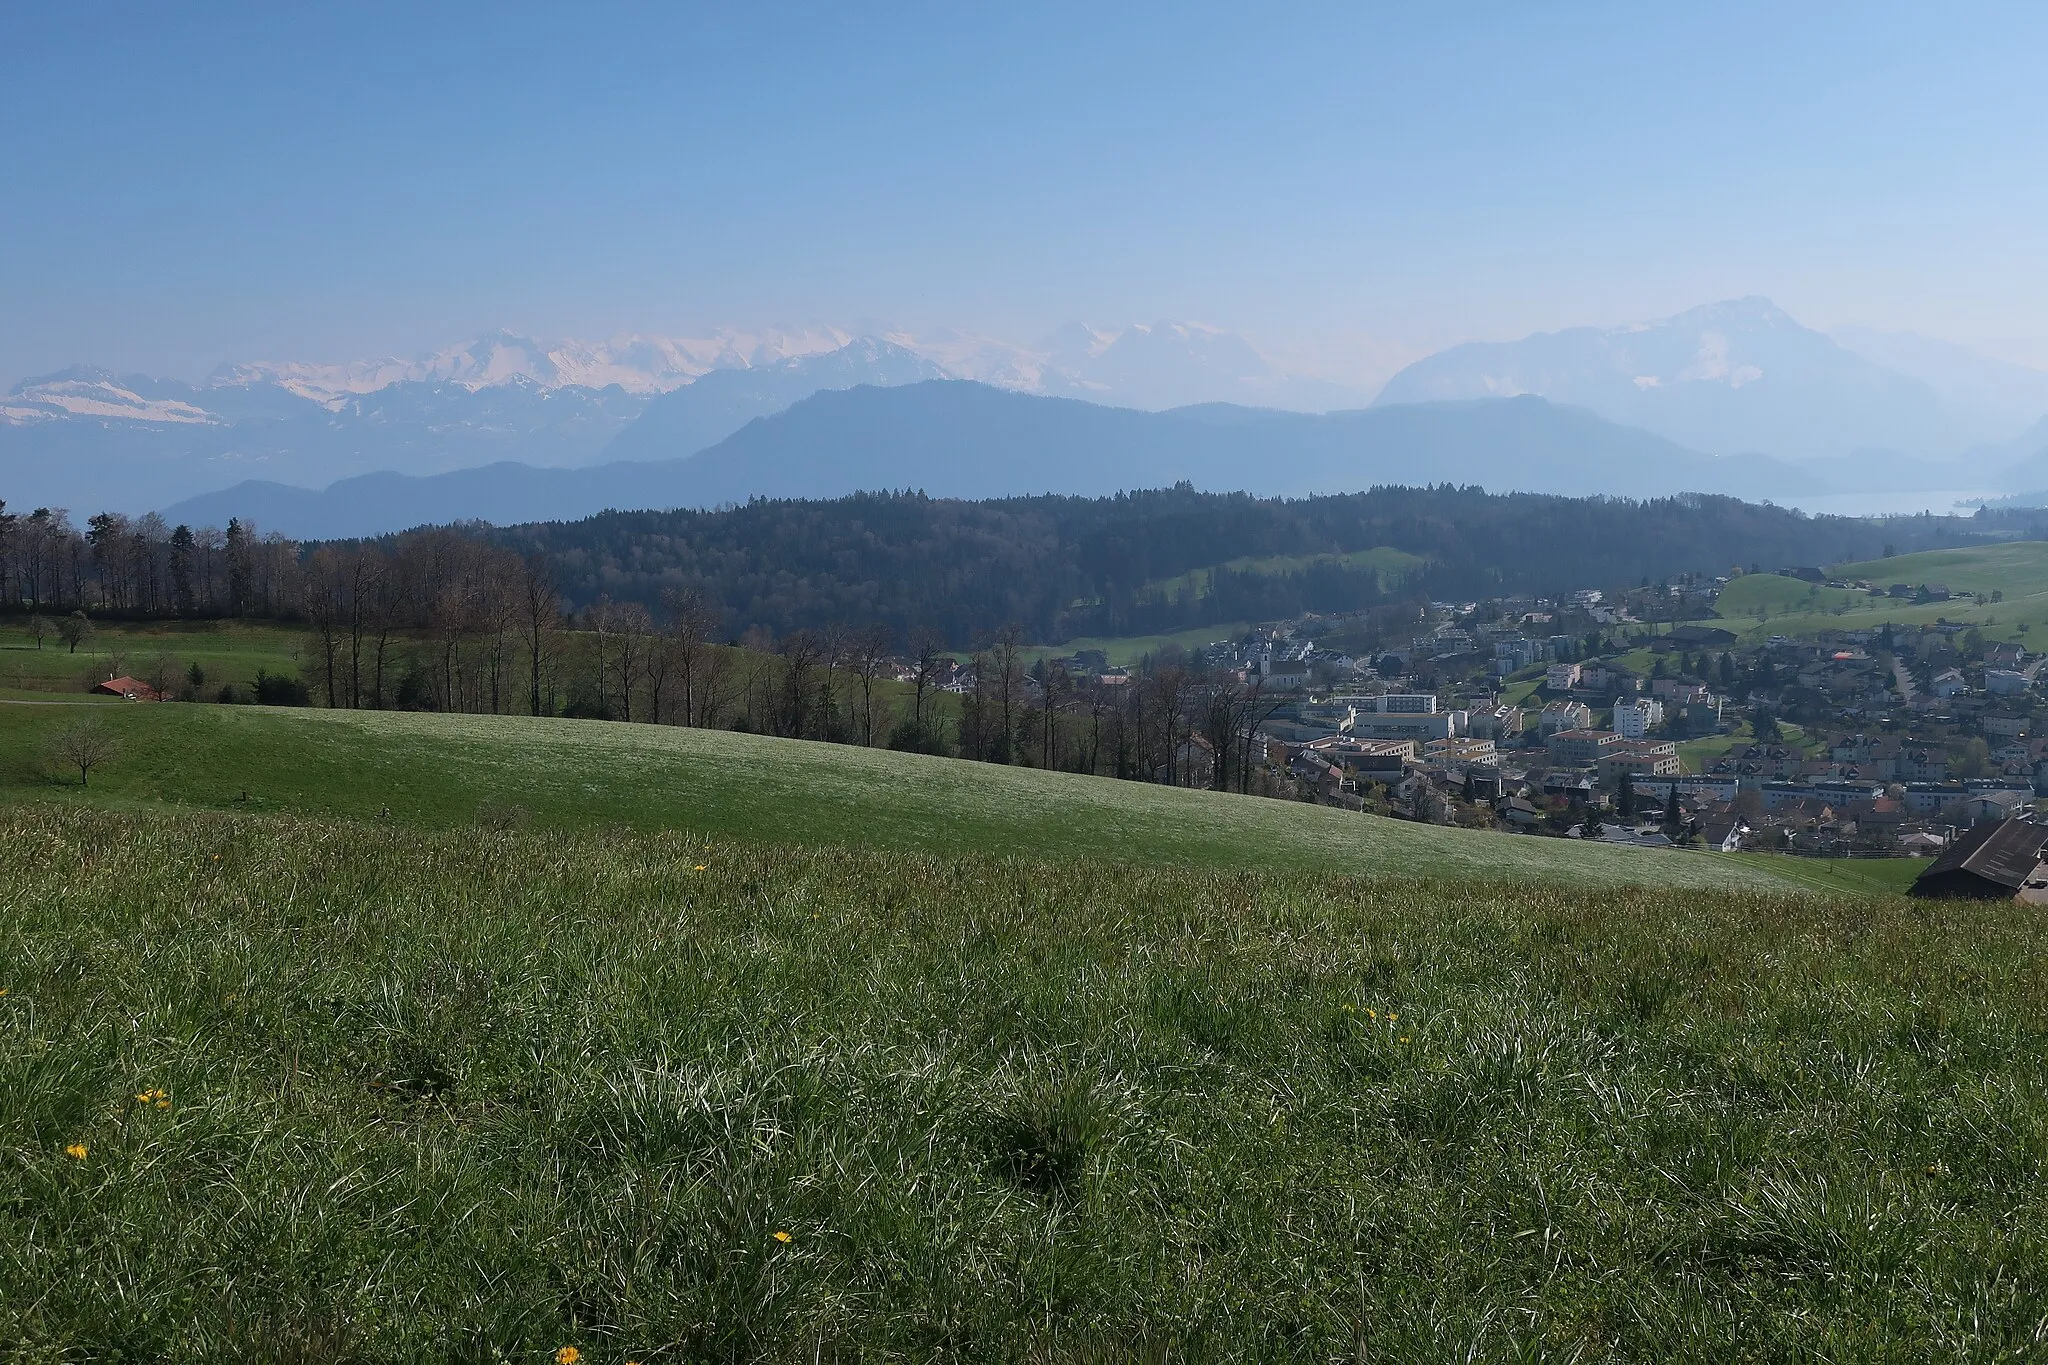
[[4, 2, 2046, 386]]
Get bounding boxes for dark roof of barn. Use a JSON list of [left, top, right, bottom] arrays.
[[1911, 818, 2048, 895]]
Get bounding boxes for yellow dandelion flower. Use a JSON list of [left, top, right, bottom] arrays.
[[1399, 1036, 1410, 1044], [0, 987, 9, 996], [1388, 1012, 1398, 1022], [1367, 1008, 1378, 1019], [157, 1099, 171, 1110], [64, 1142, 88, 1160], [772, 1229, 792, 1244], [555, 1348, 582, 1365], [694, 864, 707, 872]]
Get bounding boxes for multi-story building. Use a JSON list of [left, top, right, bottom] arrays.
[[1539, 699, 1592, 736], [1612, 697, 1665, 739], [1630, 774, 1740, 803], [1425, 737, 1498, 765], [1466, 703, 1524, 741], [1597, 741, 1680, 787], [1493, 638, 1542, 673], [1363, 693, 1439, 714], [1547, 662, 1582, 691], [1351, 710, 1464, 742], [1548, 728, 1624, 768]]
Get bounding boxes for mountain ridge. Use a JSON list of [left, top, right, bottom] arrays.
[[159, 381, 1818, 539], [1375, 296, 1963, 462]]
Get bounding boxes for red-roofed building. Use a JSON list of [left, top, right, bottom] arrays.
[[93, 676, 164, 701]]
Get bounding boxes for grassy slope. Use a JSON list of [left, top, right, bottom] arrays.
[[1714, 541, 2048, 642], [0, 701, 1784, 893], [1140, 547, 1428, 601], [1725, 851, 1927, 896], [1016, 622, 1253, 668], [0, 619, 304, 694], [5, 807, 2045, 1358]]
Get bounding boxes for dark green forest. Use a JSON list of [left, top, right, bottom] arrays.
[[489, 485, 2032, 645]]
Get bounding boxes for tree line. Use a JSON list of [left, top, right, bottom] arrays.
[[0, 501, 298, 618], [488, 485, 2035, 645], [2, 493, 1300, 791], [9, 483, 2043, 796]]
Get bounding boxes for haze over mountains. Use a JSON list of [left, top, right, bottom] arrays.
[[8, 300, 2048, 535]]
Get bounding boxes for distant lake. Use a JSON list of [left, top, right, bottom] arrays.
[[1781, 489, 2004, 518]]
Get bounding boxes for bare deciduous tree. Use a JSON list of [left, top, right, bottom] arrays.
[[50, 719, 117, 787], [848, 624, 895, 747]]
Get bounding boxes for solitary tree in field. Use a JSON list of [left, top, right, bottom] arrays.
[[49, 719, 117, 788], [58, 610, 93, 654], [26, 614, 53, 650]]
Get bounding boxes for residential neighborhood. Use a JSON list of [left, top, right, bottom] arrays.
[[1118, 568, 2048, 861]]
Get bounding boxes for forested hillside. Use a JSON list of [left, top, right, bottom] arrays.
[[491, 485, 2034, 643]]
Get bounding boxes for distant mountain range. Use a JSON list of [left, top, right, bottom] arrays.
[[1377, 297, 1966, 463], [9, 300, 2048, 523], [0, 322, 1375, 513], [161, 381, 1817, 539]]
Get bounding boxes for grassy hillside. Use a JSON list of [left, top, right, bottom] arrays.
[[1835, 541, 2048, 597], [1712, 573, 1871, 620], [1713, 541, 2048, 640], [1140, 547, 1428, 602], [0, 618, 303, 695], [5, 806, 2043, 1358], [1016, 622, 1252, 668], [0, 701, 1782, 893]]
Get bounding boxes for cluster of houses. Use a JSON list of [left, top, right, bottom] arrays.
[[1211, 576, 2048, 856]]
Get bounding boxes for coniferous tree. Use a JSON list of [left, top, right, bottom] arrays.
[[169, 524, 196, 614]]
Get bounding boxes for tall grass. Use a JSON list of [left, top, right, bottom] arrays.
[[3, 807, 2043, 1358]]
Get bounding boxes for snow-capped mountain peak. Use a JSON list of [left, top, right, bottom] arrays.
[[2, 366, 222, 426]]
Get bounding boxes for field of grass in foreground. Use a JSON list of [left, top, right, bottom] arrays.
[[5, 807, 2045, 1359], [0, 701, 1787, 894]]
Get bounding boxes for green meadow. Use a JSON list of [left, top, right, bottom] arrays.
[[1138, 547, 1429, 603], [7, 804, 2047, 1360], [0, 702, 1777, 891], [1713, 540, 2048, 641], [0, 617, 304, 696], [1, 608, 2006, 1359]]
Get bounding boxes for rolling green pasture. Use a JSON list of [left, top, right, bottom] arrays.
[[0, 701, 1782, 893], [1140, 547, 1428, 603], [1836, 541, 2048, 598], [1015, 622, 1253, 668], [4, 806, 2043, 1358], [0, 618, 303, 695], [1712, 541, 2048, 642], [1712, 574, 1872, 621]]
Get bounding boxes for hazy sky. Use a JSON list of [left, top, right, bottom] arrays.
[[5, 2, 2046, 388]]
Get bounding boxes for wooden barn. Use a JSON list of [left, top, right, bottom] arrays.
[[1908, 818, 2048, 900]]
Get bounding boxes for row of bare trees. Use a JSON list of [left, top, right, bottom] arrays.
[[5, 496, 1296, 793], [955, 631, 1289, 791]]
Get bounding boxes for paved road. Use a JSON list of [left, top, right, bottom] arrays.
[[1891, 658, 1916, 704]]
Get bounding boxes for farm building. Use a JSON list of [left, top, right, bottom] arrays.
[[92, 676, 164, 701], [1908, 818, 2048, 900]]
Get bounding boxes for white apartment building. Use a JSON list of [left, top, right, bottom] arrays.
[[1612, 697, 1665, 740]]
